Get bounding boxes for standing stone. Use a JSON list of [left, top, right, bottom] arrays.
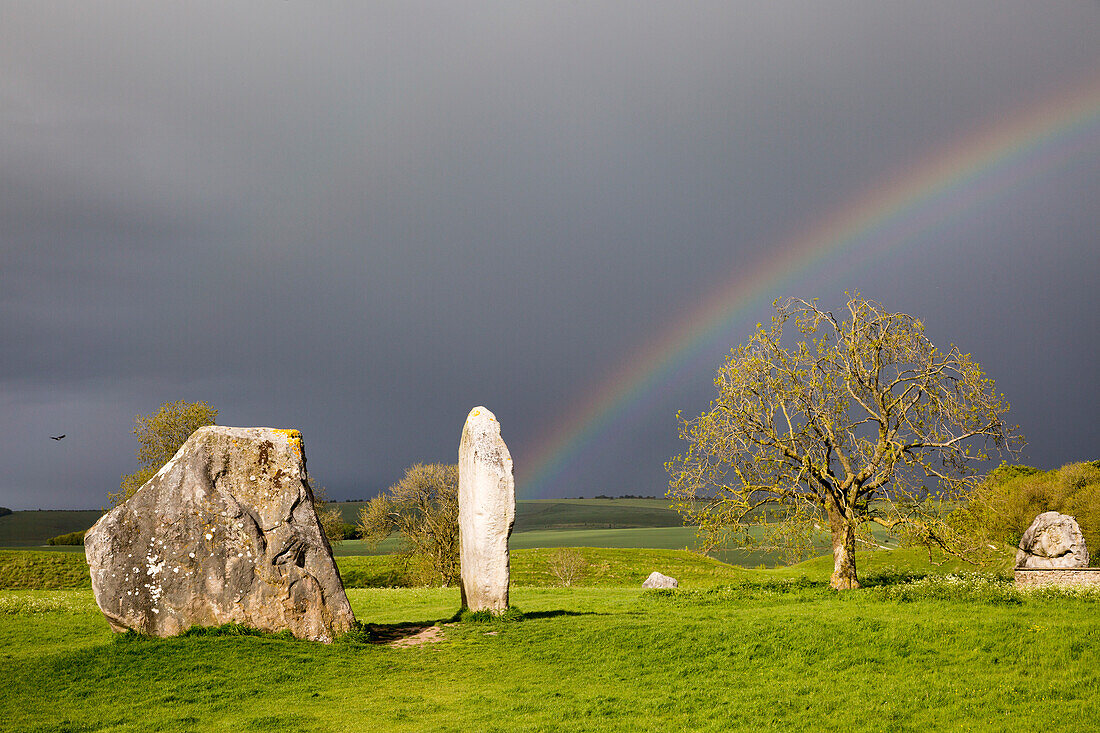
[[642, 571, 679, 589], [85, 426, 355, 642], [1015, 511, 1090, 569], [458, 407, 515, 612]]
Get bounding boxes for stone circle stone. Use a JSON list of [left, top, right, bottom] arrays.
[[642, 571, 678, 588], [84, 426, 356, 642], [1015, 511, 1090, 569], [458, 406, 515, 612]]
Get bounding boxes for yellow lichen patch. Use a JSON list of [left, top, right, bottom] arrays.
[[272, 428, 303, 457]]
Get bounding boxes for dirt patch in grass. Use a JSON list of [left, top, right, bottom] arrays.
[[368, 622, 449, 648]]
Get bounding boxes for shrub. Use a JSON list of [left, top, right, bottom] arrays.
[[358, 463, 459, 586], [111, 400, 217, 508], [873, 573, 1100, 604], [335, 621, 373, 645], [547, 548, 588, 586], [47, 530, 87, 546], [873, 573, 1021, 604], [311, 485, 345, 546], [0, 507, 12, 517], [957, 461, 1100, 553]]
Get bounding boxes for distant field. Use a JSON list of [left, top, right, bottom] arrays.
[[0, 510, 100, 547], [332, 526, 698, 557], [332, 498, 684, 531], [1, 500, 832, 567]]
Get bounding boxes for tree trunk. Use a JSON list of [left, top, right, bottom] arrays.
[[828, 503, 860, 590]]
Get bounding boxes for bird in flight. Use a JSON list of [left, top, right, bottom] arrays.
[[50, 435, 66, 441]]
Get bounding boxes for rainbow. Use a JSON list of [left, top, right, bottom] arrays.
[[518, 72, 1100, 498]]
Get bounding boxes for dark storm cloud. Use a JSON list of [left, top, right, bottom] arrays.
[[1, 2, 1098, 508]]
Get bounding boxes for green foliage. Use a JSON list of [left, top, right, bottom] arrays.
[[181, 623, 297, 640], [668, 295, 1023, 589], [308, 480, 346, 547], [0, 507, 11, 517], [458, 606, 525, 623], [357, 463, 459, 586], [873, 572, 1100, 604], [113, 466, 157, 509], [46, 530, 85, 546], [955, 460, 1100, 554], [110, 399, 218, 507], [333, 620, 374, 645]]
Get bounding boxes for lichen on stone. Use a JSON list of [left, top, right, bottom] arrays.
[[272, 428, 303, 457]]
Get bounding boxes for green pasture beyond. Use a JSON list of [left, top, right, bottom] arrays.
[[0, 500, 839, 567], [0, 500, 683, 546], [1, 546, 1097, 731]]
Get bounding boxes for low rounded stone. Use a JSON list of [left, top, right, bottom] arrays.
[[1015, 511, 1090, 569], [642, 571, 678, 588]]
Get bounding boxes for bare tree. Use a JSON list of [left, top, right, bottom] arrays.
[[667, 295, 1022, 589], [308, 478, 347, 546], [547, 548, 588, 587], [110, 400, 218, 508], [358, 463, 459, 586]]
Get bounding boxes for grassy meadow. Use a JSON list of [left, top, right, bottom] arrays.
[[3, 546, 1100, 731], [3, 495, 1098, 729]]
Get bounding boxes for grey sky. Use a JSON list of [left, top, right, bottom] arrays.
[[2, 3, 1098, 509]]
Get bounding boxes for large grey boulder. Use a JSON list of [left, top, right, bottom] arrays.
[[85, 426, 355, 642], [1015, 511, 1090, 569], [458, 407, 515, 612], [642, 571, 678, 589]]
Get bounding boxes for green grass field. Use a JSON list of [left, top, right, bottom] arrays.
[[0, 547, 750, 591], [0, 544, 1005, 592], [1, 546, 1097, 731]]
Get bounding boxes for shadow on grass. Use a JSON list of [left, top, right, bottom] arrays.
[[856, 569, 932, 588], [522, 609, 596, 620], [363, 621, 443, 645]]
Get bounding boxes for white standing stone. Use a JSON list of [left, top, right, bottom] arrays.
[[458, 406, 515, 612]]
